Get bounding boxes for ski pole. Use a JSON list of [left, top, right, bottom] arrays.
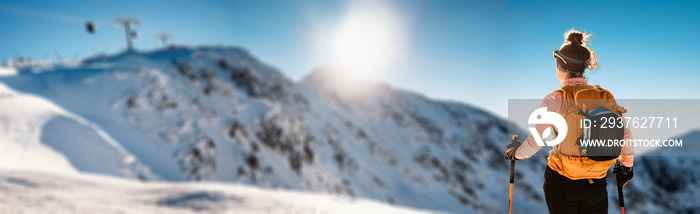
[[508, 135, 517, 214], [616, 160, 625, 214]]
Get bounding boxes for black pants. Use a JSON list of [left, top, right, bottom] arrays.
[[543, 166, 608, 214]]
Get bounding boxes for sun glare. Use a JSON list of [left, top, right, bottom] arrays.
[[313, 1, 408, 81]]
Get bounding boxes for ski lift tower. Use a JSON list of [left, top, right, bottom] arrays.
[[113, 17, 141, 53], [155, 33, 173, 48]]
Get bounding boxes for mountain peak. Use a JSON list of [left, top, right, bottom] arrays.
[[300, 66, 394, 98]]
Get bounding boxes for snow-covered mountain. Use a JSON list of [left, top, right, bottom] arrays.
[[1, 46, 697, 213]]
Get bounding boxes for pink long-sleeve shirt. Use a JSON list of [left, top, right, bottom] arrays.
[[515, 78, 634, 167]]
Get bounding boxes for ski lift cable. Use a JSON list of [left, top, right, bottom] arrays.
[[0, 4, 158, 36], [2, 3, 172, 50], [0, 3, 105, 24], [1, 3, 167, 35]]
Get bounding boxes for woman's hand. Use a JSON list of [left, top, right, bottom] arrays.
[[614, 160, 634, 187], [505, 135, 522, 160]]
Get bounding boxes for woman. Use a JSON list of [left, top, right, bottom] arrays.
[[505, 29, 635, 214]]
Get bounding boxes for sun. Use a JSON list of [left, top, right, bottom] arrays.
[[313, 1, 408, 81]]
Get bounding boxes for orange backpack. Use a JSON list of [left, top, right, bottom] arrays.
[[547, 85, 627, 180]]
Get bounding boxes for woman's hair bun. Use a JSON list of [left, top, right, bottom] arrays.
[[559, 29, 597, 70], [566, 30, 585, 46]]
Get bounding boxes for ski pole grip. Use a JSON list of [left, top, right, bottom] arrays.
[[615, 160, 625, 208], [510, 159, 515, 183], [509, 135, 517, 184]]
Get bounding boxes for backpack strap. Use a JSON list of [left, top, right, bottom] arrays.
[[590, 85, 627, 115]]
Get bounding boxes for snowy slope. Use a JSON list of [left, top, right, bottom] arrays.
[[2, 46, 697, 213], [0, 83, 76, 174], [0, 83, 154, 179], [0, 169, 432, 214]]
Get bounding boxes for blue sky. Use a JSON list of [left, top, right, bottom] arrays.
[[1, 0, 699, 117]]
